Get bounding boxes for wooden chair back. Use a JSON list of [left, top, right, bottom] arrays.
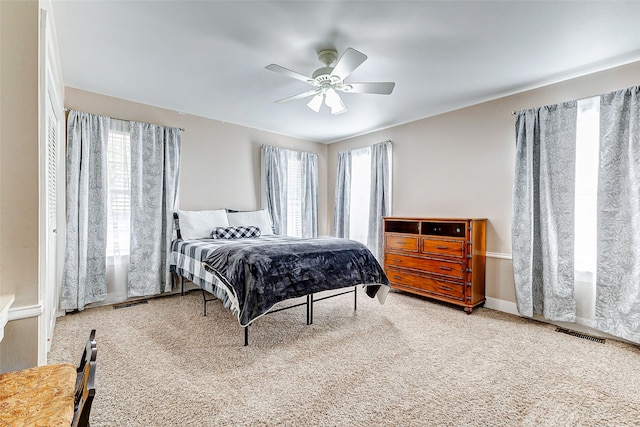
[[72, 329, 97, 427]]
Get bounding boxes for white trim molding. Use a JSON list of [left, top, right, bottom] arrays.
[[484, 297, 519, 316], [0, 294, 16, 342], [486, 252, 512, 260], [8, 303, 44, 322]]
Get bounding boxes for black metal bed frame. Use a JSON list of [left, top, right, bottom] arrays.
[[176, 274, 358, 346]]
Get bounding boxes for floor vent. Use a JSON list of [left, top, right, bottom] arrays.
[[555, 327, 605, 344], [113, 300, 148, 310]]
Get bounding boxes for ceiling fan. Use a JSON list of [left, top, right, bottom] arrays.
[[265, 47, 395, 115]]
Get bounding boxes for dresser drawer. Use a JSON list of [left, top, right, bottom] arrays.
[[385, 253, 465, 280], [385, 235, 419, 253], [385, 253, 424, 270], [422, 238, 464, 258], [386, 268, 464, 300], [418, 258, 465, 280]]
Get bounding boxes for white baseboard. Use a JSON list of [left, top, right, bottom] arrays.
[[3, 296, 528, 322], [484, 297, 519, 316], [483, 298, 614, 341]]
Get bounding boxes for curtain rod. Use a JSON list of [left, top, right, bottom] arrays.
[[64, 108, 185, 132], [261, 144, 319, 156], [510, 89, 623, 117]]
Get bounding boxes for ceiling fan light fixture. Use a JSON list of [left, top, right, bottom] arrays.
[[325, 88, 346, 115], [266, 47, 393, 115], [307, 93, 323, 112]]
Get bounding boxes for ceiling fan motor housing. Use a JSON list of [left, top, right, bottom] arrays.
[[312, 49, 339, 82], [312, 67, 335, 80], [317, 48, 338, 66]]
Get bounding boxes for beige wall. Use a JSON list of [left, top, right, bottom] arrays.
[[2, 0, 638, 371], [0, 0, 40, 370], [57, 60, 640, 311], [327, 60, 640, 306], [64, 88, 330, 235]]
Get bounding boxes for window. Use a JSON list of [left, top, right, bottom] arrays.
[[334, 141, 391, 261], [261, 145, 318, 238], [513, 87, 640, 340], [574, 96, 600, 326], [106, 123, 131, 257], [348, 147, 373, 244], [286, 156, 302, 237], [574, 97, 600, 277]]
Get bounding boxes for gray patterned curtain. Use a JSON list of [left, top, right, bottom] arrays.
[[512, 102, 577, 320], [333, 150, 352, 238], [127, 123, 181, 297], [262, 145, 289, 235], [261, 145, 318, 237], [61, 111, 110, 310], [596, 86, 640, 343], [299, 150, 318, 238], [368, 141, 392, 261]]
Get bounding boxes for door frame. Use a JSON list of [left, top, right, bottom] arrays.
[[38, 6, 64, 364]]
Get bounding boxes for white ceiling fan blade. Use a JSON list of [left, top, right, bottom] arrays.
[[330, 48, 367, 81], [344, 82, 396, 95], [275, 89, 319, 104], [265, 64, 313, 84]]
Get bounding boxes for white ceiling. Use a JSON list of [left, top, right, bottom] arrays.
[[52, 1, 640, 144]]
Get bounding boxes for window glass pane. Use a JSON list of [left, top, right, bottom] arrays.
[[286, 156, 302, 237], [574, 97, 600, 275], [106, 130, 131, 256], [349, 147, 371, 244]]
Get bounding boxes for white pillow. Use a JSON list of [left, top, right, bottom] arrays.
[[178, 209, 229, 240], [226, 209, 274, 235]]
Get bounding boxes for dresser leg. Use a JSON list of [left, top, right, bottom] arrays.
[[464, 307, 473, 315]]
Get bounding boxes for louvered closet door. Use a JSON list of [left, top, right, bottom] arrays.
[[44, 93, 59, 349], [38, 7, 65, 363]]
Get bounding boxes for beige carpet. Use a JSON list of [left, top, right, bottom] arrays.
[[49, 289, 640, 426]]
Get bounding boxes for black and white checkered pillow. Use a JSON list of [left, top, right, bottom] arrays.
[[172, 212, 182, 239], [211, 225, 261, 239]]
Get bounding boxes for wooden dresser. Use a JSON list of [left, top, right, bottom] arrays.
[[383, 217, 486, 314]]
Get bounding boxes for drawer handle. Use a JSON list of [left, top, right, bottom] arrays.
[[391, 275, 403, 281], [436, 245, 448, 250], [439, 266, 452, 271], [439, 286, 453, 291]]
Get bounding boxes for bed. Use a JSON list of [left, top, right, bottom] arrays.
[[169, 209, 390, 345]]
